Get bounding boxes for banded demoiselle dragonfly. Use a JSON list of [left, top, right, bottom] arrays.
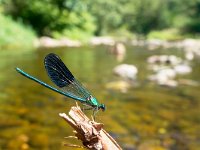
[[16, 53, 105, 115]]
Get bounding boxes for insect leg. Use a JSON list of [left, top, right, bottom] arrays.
[[92, 107, 100, 121], [82, 103, 93, 111]]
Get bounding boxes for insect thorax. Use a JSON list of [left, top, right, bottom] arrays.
[[86, 95, 99, 106]]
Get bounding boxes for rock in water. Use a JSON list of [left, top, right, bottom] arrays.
[[113, 64, 138, 80]]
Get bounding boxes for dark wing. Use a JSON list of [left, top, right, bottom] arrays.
[[44, 53, 74, 87], [44, 53, 91, 101]]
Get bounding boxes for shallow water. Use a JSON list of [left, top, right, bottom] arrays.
[[0, 45, 200, 150]]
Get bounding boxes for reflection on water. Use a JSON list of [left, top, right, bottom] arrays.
[[0, 45, 200, 149]]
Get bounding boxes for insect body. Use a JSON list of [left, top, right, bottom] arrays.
[[16, 53, 105, 113]]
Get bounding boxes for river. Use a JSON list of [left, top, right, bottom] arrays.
[[0, 45, 199, 149]]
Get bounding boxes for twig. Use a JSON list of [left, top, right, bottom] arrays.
[[59, 105, 122, 150]]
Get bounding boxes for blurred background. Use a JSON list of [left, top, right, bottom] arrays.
[[0, 0, 200, 150]]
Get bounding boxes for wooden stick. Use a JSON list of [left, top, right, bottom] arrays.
[[59, 105, 122, 150]]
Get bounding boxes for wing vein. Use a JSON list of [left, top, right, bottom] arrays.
[[44, 53, 91, 101]]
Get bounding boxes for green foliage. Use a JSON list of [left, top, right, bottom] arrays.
[[0, 13, 36, 49], [185, 19, 200, 33], [182, 0, 200, 33], [2, 0, 95, 37], [52, 11, 96, 41], [125, 0, 170, 36], [108, 27, 135, 40], [147, 28, 184, 40], [87, 0, 124, 35], [0, 0, 200, 40]]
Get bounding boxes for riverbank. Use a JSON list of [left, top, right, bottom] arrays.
[[0, 13, 200, 52], [0, 14, 36, 50], [36, 36, 200, 56]]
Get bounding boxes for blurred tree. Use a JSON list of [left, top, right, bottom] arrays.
[[123, 0, 170, 37], [87, 0, 125, 35], [183, 0, 200, 33], [2, 0, 95, 36], [1, 0, 199, 38]]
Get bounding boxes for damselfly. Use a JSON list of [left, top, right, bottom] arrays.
[[16, 53, 105, 115]]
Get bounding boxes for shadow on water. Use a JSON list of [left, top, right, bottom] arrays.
[[0, 45, 200, 149]]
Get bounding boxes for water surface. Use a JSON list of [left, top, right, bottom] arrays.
[[0, 45, 199, 150]]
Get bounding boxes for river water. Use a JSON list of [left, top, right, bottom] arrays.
[[0, 45, 199, 149]]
